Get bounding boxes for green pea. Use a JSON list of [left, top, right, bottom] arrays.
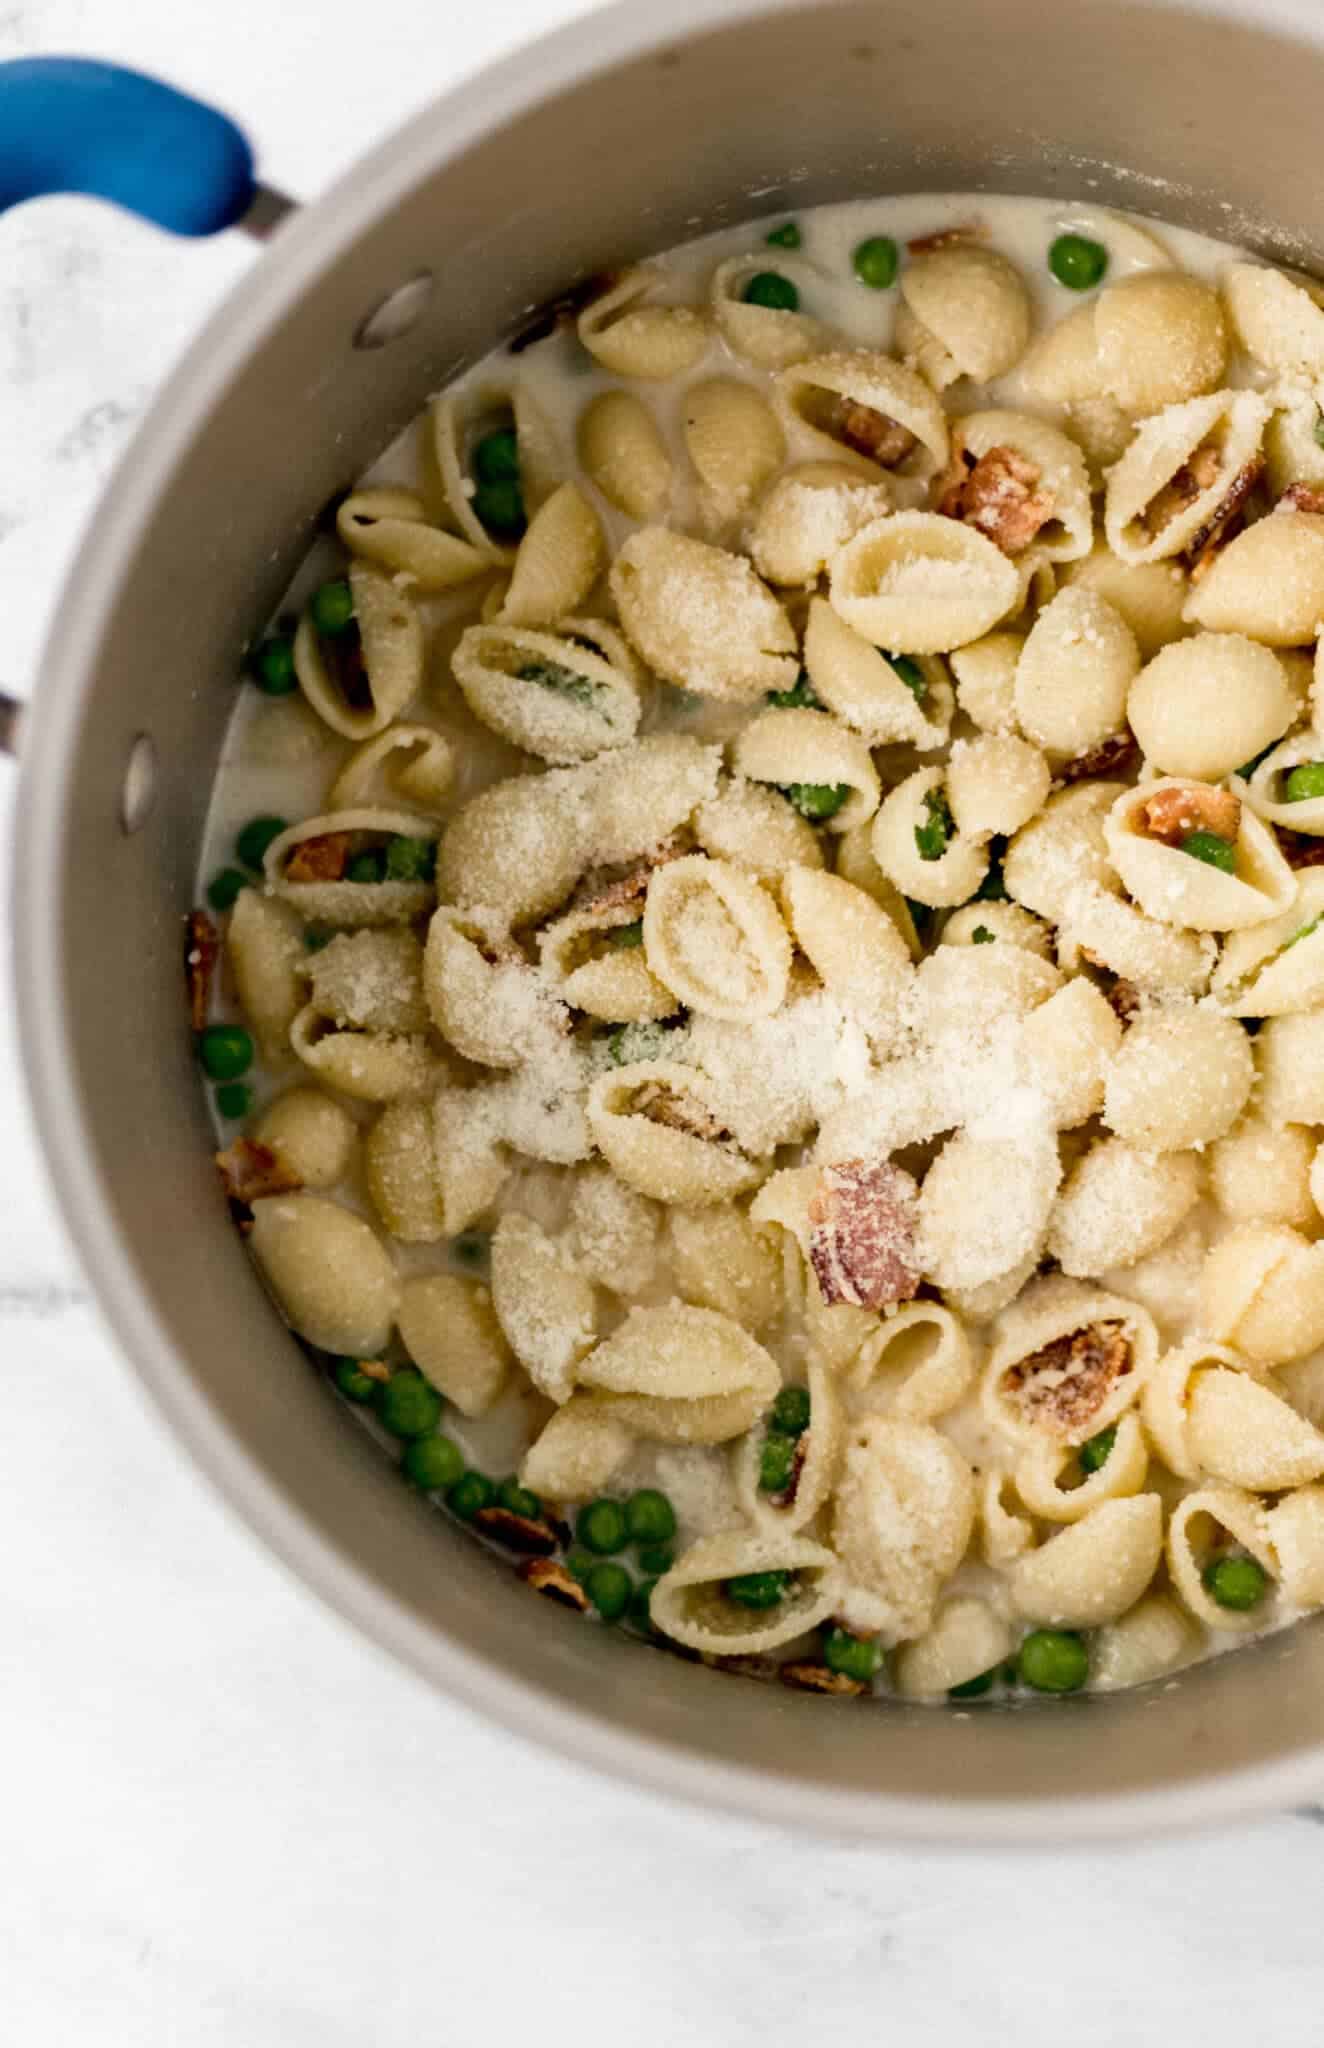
[[332, 1357, 378, 1403], [785, 781, 850, 821], [971, 925, 996, 945], [346, 848, 388, 885], [447, 1470, 497, 1521], [607, 919, 644, 950], [771, 1384, 811, 1436], [607, 1020, 670, 1066], [767, 673, 820, 709], [725, 1569, 791, 1610], [384, 835, 436, 882], [1078, 1425, 1116, 1475], [624, 1488, 677, 1546], [206, 867, 250, 913], [914, 787, 954, 863], [564, 1547, 595, 1584], [629, 1576, 659, 1628], [1018, 1628, 1089, 1694], [197, 1024, 253, 1082], [496, 1476, 543, 1519], [586, 1561, 633, 1622], [886, 652, 926, 702], [577, 1498, 628, 1555], [214, 1081, 252, 1120], [451, 1230, 491, 1270], [472, 478, 526, 538], [637, 1544, 674, 1577], [948, 1667, 999, 1700], [472, 427, 520, 484], [852, 236, 899, 290], [1286, 762, 1324, 803], [1180, 829, 1236, 874], [1203, 1553, 1268, 1611], [373, 1369, 443, 1440], [251, 633, 297, 695], [1049, 233, 1109, 291], [765, 221, 801, 249], [310, 577, 356, 638], [402, 1434, 466, 1492], [303, 927, 333, 953], [742, 271, 799, 312], [822, 1626, 882, 1682], [974, 859, 1009, 902], [235, 814, 289, 871], [758, 1432, 797, 1495], [516, 658, 598, 706]]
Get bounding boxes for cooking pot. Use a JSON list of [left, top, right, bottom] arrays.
[[7, 1, 1324, 1845]]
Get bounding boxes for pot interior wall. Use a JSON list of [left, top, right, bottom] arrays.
[[23, 0, 1324, 1833]]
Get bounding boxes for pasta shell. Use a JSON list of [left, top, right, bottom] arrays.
[[667, 1203, 781, 1329], [748, 462, 893, 588], [1014, 1410, 1149, 1524], [451, 617, 640, 763], [430, 1087, 510, 1236], [1201, 1221, 1324, 1365], [1010, 1495, 1163, 1627], [650, 1528, 841, 1656], [1104, 389, 1269, 567], [491, 1210, 598, 1404], [1026, 272, 1226, 412], [947, 630, 1023, 735], [898, 244, 1031, 384], [732, 1358, 844, 1535], [302, 928, 428, 1035], [731, 704, 881, 832], [979, 1469, 1035, 1567], [780, 866, 913, 1041], [539, 898, 678, 1026], [610, 527, 797, 701], [829, 512, 1020, 654], [893, 1596, 1012, 1700], [1014, 587, 1139, 758], [829, 1417, 976, 1642], [424, 906, 566, 1068], [1090, 1594, 1199, 1693], [398, 1272, 511, 1416], [578, 267, 709, 379], [248, 1194, 397, 1355], [430, 383, 561, 558], [982, 1274, 1160, 1447], [576, 389, 672, 520], [948, 409, 1093, 563], [1241, 728, 1324, 839], [802, 595, 953, 747], [254, 1088, 356, 1190], [1063, 542, 1190, 661], [226, 889, 304, 1062], [946, 733, 1050, 841], [294, 562, 424, 740], [1264, 1485, 1324, 1608], [776, 350, 948, 476], [1048, 1137, 1201, 1280], [710, 254, 830, 369], [335, 486, 490, 592], [264, 808, 439, 927], [1222, 260, 1324, 381], [1183, 509, 1324, 645], [683, 377, 786, 518], [1105, 779, 1295, 932], [919, 1127, 1061, 1299], [586, 1060, 769, 1206], [644, 854, 791, 1021], [327, 724, 455, 815], [519, 1395, 633, 1501], [499, 482, 605, 628], [1209, 1116, 1316, 1230], [1186, 1365, 1324, 1490], [694, 775, 826, 879], [870, 765, 989, 907], [1102, 1007, 1253, 1151], [1213, 870, 1324, 1016], [567, 1165, 660, 1296], [1130, 633, 1298, 783], [848, 1300, 975, 1424], [577, 1302, 781, 1443], [1167, 1484, 1279, 1632], [364, 1099, 445, 1242], [1140, 1339, 1260, 1482], [289, 1005, 436, 1104]]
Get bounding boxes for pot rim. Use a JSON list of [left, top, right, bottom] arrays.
[[16, 0, 1324, 1844]]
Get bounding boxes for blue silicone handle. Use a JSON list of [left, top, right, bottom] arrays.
[[0, 57, 255, 234]]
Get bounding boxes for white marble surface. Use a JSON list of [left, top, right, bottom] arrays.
[[6, 3, 1324, 2039]]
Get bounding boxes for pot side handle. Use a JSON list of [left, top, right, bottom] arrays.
[[0, 56, 261, 235]]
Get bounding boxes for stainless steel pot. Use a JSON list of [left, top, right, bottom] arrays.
[[11, 0, 1324, 1844]]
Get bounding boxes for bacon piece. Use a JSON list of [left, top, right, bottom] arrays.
[[1140, 443, 1221, 540], [518, 1557, 590, 1610], [473, 1506, 559, 1556], [1001, 1321, 1131, 1437], [632, 1080, 730, 1143], [1104, 977, 1143, 1026], [215, 1138, 301, 1229], [825, 395, 917, 468], [1139, 783, 1241, 846], [808, 1159, 920, 1310], [779, 1662, 867, 1697], [1187, 457, 1264, 581], [1279, 483, 1324, 516], [908, 222, 987, 254], [936, 444, 1054, 557], [185, 909, 219, 1033], [284, 831, 353, 884], [1058, 732, 1140, 785], [574, 837, 684, 919], [1275, 828, 1324, 870]]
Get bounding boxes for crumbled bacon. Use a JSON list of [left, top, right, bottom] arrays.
[[215, 1139, 302, 1229], [185, 910, 219, 1033], [518, 1557, 590, 1610], [908, 222, 986, 253], [779, 1662, 867, 1697], [574, 838, 684, 918], [1001, 1320, 1131, 1436], [1186, 457, 1264, 581], [936, 444, 1054, 557], [284, 831, 353, 883], [825, 395, 918, 468], [1104, 977, 1143, 1025], [808, 1159, 920, 1310], [1275, 828, 1324, 870], [1279, 483, 1324, 516], [473, 1506, 558, 1556], [1140, 444, 1221, 538], [632, 1080, 730, 1143], [1058, 732, 1140, 785], [1139, 783, 1241, 846]]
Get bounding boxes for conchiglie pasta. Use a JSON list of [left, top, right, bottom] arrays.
[[979, 1469, 1034, 1567], [829, 1417, 976, 1642], [1185, 1365, 1324, 1490], [897, 243, 1031, 385], [1010, 1494, 1163, 1627], [1128, 633, 1298, 781], [1063, 543, 1190, 660], [833, 824, 925, 956], [1201, 1222, 1324, 1365], [947, 409, 1093, 563], [918, 1128, 1060, 1299], [1013, 1410, 1149, 1523], [642, 854, 791, 1021], [1183, 510, 1324, 645], [710, 254, 829, 369], [682, 377, 786, 517], [848, 1300, 976, 1423], [748, 461, 893, 588], [398, 1272, 512, 1415], [519, 1395, 633, 1502], [577, 1303, 781, 1444], [1003, 779, 1121, 921], [870, 766, 989, 907], [253, 1087, 357, 1190], [780, 866, 912, 1039], [1263, 395, 1324, 498], [335, 486, 489, 592], [265, 809, 439, 928], [1013, 587, 1139, 757], [732, 1360, 843, 1535], [694, 776, 825, 880], [247, 1194, 397, 1356], [567, 1165, 659, 1297], [940, 899, 1053, 957], [650, 1529, 841, 1655], [226, 889, 304, 1061], [1048, 1138, 1201, 1279], [1140, 1339, 1264, 1482], [1103, 389, 1269, 566], [294, 563, 424, 741], [730, 704, 881, 832], [1058, 885, 1216, 997], [947, 630, 1024, 735], [364, 1099, 446, 1241], [667, 1204, 781, 1329], [289, 1004, 435, 1105], [1025, 271, 1226, 412], [1167, 1485, 1279, 1632], [1222, 260, 1324, 381], [1104, 780, 1295, 931], [1264, 1485, 1324, 1608], [1102, 1006, 1253, 1150], [1240, 731, 1324, 847], [490, 1210, 597, 1404], [1017, 978, 1122, 1128], [538, 897, 678, 1026], [498, 482, 605, 629], [576, 389, 672, 521], [586, 1061, 768, 1205], [1213, 871, 1324, 1017], [1089, 1594, 1199, 1692], [893, 1597, 1012, 1699], [776, 350, 948, 475], [1209, 1117, 1315, 1228], [945, 733, 1050, 841], [829, 512, 1020, 654], [609, 527, 797, 701], [451, 618, 640, 763], [1256, 1010, 1324, 1125], [424, 907, 565, 1068], [431, 1087, 509, 1236], [327, 724, 455, 816], [982, 1275, 1160, 1446], [430, 384, 561, 556], [577, 266, 709, 378], [802, 595, 953, 748]]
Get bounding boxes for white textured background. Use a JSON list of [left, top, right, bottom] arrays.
[[5, 3, 1324, 2041]]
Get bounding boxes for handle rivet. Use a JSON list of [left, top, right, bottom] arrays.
[[354, 270, 433, 350]]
